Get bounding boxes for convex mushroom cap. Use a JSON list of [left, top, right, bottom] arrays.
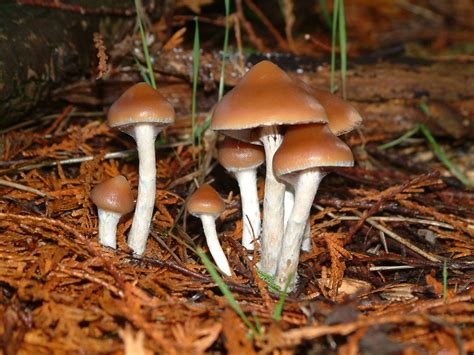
[[211, 60, 328, 142], [108, 82, 175, 133], [90, 175, 135, 215], [273, 123, 354, 179], [217, 137, 265, 171], [187, 184, 225, 218], [296, 80, 362, 135]]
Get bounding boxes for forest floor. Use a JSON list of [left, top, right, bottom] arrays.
[[0, 1, 473, 354]]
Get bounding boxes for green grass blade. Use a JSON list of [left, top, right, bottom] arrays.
[[272, 273, 293, 322], [419, 123, 471, 186], [442, 259, 448, 303], [338, 0, 347, 99], [196, 248, 259, 336], [418, 102, 471, 186], [378, 125, 420, 150], [133, 56, 152, 87], [252, 313, 262, 335], [134, 0, 156, 89], [256, 268, 281, 294], [319, 0, 332, 29], [191, 17, 200, 146], [218, 0, 230, 100], [330, 0, 340, 93]]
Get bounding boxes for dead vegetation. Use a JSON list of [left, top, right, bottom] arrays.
[[1, 0, 473, 353]]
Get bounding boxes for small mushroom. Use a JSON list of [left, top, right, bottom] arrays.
[[90, 175, 135, 249], [273, 123, 354, 289], [217, 137, 264, 250], [211, 61, 328, 274], [108, 82, 175, 255], [186, 184, 231, 276]]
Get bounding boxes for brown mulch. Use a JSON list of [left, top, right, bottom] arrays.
[[1, 0, 474, 353], [0, 111, 472, 353]]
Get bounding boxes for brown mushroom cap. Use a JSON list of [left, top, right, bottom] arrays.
[[107, 82, 175, 131], [211, 61, 327, 139], [217, 137, 265, 171], [90, 175, 135, 214], [296, 80, 362, 135], [186, 184, 225, 217], [312, 89, 362, 135], [273, 123, 354, 178]]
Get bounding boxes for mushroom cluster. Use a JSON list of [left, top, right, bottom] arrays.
[[89, 59, 361, 290], [211, 60, 361, 289]]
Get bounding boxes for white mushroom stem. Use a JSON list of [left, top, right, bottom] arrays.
[[200, 214, 232, 276], [97, 209, 122, 249], [276, 169, 326, 289], [284, 189, 312, 252], [259, 126, 285, 275], [234, 169, 260, 250], [127, 124, 161, 255]]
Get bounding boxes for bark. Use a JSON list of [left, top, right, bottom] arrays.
[[0, 0, 160, 127]]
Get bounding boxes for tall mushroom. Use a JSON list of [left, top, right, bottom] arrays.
[[211, 60, 328, 275], [108, 82, 175, 255], [90, 175, 135, 249], [284, 81, 363, 252], [217, 137, 264, 250], [273, 123, 354, 289], [186, 184, 231, 276]]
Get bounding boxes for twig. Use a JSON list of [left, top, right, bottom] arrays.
[[0, 178, 51, 198], [358, 211, 441, 263], [43, 105, 74, 135], [235, 0, 268, 52], [243, 0, 289, 50], [2, 140, 190, 174], [55, 265, 123, 297], [344, 172, 438, 244], [263, 299, 473, 352], [369, 265, 417, 271], [17, 0, 136, 15]]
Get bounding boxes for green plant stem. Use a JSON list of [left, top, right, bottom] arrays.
[[197, 248, 260, 337], [442, 259, 448, 303], [218, 0, 230, 101], [319, 0, 332, 29], [135, 0, 156, 89], [272, 273, 293, 322], [419, 123, 471, 186], [338, 0, 347, 99], [378, 125, 420, 150], [191, 17, 200, 147], [330, 0, 340, 93]]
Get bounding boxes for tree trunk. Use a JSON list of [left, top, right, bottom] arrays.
[[0, 0, 158, 127]]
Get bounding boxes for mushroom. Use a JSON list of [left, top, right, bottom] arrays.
[[284, 81, 363, 252], [211, 60, 328, 274], [273, 123, 354, 289], [284, 190, 312, 251], [107, 82, 175, 255], [217, 137, 264, 250], [90, 175, 135, 249], [186, 184, 231, 276]]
